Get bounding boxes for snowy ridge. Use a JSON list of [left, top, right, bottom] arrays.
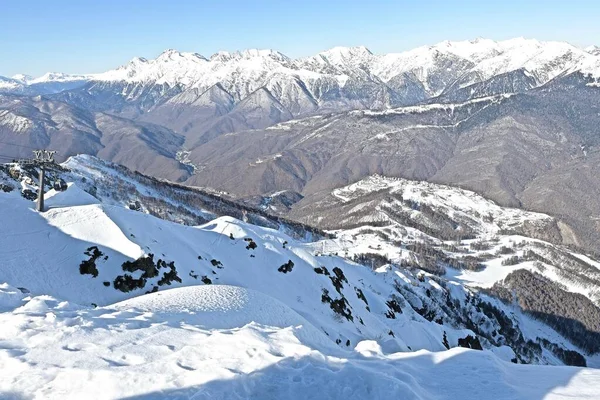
[[88, 38, 600, 100], [3, 38, 599, 107], [92, 38, 599, 87], [2, 156, 600, 397], [330, 174, 552, 235]]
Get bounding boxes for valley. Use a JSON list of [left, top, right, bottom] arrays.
[[2, 35, 600, 398]]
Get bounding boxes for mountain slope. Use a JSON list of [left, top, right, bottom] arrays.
[[184, 73, 600, 254], [3, 155, 600, 396], [1, 156, 600, 367], [0, 37, 591, 148], [0, 94, 191, 181]]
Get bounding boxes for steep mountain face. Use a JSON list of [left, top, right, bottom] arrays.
[[2, 156, 600, 370], [184, 73, 600, 253], [0, 94, 190, 182], [434, 68, 538, 103]]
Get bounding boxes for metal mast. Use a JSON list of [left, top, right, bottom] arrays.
[[22, 150, 57, 212]]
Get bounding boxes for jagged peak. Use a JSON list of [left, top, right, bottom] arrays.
[[11, 74, 33, 83], [119, 56, 148, 70], [156, 48, 208, 62], [316, 46, 373, 61], [11, 37, 595, 92], [209, 49, 290, 63]]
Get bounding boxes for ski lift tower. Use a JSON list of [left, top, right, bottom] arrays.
[[20, 150, 57, 212]]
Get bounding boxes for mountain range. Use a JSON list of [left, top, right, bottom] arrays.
[[2, 37, 600, 254]]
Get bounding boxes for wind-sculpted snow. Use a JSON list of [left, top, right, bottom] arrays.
[[1, 285, 599, 399], [114, 285, 336, 351]]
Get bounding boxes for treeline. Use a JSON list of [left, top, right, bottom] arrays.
[[491, 269, 600, 354]]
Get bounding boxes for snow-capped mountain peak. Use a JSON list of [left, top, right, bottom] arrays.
[[11, 73, 33, 83], [585, 45, 600, 56], [2, 37, 600, 117], [156, 48, 208, 62]]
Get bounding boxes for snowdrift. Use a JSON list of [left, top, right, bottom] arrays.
[[0, 285, 599, 399]]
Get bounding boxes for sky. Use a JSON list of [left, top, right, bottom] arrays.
[[1, 0, 600, 77]]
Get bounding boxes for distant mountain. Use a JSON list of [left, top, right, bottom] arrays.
[[0, 94, 190, 182], [2, 38, 598, 145], [0, 75, 23, 92], [2, 38, 600, 253], [1, 72, 91, 95]]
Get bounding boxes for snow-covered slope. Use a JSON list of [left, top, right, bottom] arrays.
[[294, 175, 600, 299], [0, 175, 471, 354], [2, 156, 600, 396], [2, 157, 599, 365], [3, 283, 600, 399]]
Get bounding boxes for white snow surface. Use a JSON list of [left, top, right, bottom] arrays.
[[113, 285, 335, 351], [1, 283, 599, 400]]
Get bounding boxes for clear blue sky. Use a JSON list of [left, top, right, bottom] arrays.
[[1, 0, 599, 77]]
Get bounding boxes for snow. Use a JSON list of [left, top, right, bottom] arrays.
[[0, 76, 23, 91], [251, 153, 282, 165], [2, 157, 600, 397], [331, 175, 551, 236], [26, 72, 92, 84], [0, 110, 33, 133], [3, 37, 599, 107], [114, 285, 335, 351], [1, 284, 600, 399], [360, 93, 513, 117]]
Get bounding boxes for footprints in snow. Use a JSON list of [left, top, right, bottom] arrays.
[[62, 343, 96, 352]]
